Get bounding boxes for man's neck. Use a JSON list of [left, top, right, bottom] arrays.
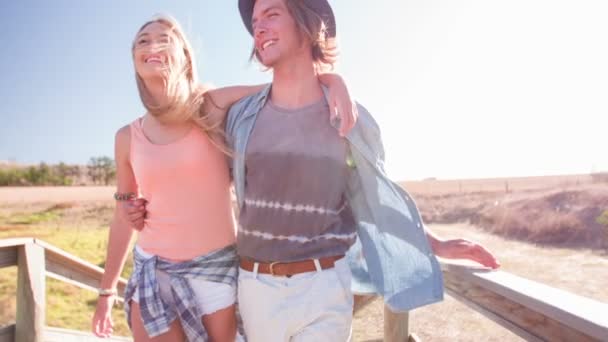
[[270, 57, 323, 110]]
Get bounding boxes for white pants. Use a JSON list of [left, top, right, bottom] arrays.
[[238, 257, 354, 342]]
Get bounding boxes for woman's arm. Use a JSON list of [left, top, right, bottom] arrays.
[[92, 125, 138, 337], [318, 73, 358, 136]]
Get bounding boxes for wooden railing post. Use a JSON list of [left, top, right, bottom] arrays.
[[384, 305, 410, 342], [16, 242, 46, 342]]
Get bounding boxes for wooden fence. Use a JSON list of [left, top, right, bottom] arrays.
[[1, 238, 607, 341]]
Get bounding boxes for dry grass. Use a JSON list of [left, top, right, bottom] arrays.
[[411, 183, 608, 249], [472, 187, 608, 247]]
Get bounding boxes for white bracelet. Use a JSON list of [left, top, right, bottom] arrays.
[[98, 288, 117, 297]]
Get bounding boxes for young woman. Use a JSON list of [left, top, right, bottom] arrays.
[[91, 14, 356, 341]]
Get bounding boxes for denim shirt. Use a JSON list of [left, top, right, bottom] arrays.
[[225, 84, 444, 312]]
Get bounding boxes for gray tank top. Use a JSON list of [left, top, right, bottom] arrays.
[[237, 97, 357, 262]]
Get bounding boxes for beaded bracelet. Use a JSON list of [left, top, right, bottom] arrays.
[[113, 192, 136, 201]]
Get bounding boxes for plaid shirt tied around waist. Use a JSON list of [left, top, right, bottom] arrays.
[[124, 244, 239, 341]]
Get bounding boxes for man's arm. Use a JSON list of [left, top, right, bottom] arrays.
[[425, 226, 500, 269], [204, 72, 357, 136], [202, 84, 268, 125]]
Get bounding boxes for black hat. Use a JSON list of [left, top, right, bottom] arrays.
[[238, 0, 336, 38]]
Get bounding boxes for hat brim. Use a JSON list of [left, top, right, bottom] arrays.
[[238, 0, 336, 38]]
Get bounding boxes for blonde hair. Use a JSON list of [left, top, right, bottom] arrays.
[[133, 15, 228, 153], [250, 0, 338, 72]]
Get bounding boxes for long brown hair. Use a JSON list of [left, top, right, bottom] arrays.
[[250, 0, 338, 72], [133, 15, 228, 153]]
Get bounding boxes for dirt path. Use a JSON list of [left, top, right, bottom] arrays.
[[0, 186, 114, 204]]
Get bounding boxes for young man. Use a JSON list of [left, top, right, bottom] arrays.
[[225, 0, 499, 340]]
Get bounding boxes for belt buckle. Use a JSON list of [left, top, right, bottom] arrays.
[[268, 261, 282, 276]]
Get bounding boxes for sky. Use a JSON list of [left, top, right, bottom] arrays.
[[1, 0, 607, 181]]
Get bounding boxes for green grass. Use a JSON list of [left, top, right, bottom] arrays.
[[0, 203, 132, 336], [7, 210, 61, 225]]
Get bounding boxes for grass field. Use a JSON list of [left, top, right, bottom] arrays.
[[0, 200, 132, 336], [0, 175, 606, 341]]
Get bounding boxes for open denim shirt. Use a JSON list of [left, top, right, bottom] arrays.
[[225, 85, 443, 311]]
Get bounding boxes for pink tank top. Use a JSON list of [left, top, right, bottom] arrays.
[[129, 117, 236, 260]]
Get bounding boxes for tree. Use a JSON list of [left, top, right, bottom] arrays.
[[56, 162, 81, 185], [23, 163, 53, 185], [99, 156, 116, 185], [87, 157, 102, 185], [88, 156, 116, 185]]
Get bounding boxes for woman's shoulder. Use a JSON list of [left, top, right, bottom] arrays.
[[114, 117, 142, 158], [115, 118, 140, 143]]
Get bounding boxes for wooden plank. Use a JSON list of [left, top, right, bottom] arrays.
[[45, 258, 126, 297], [444, 285, 543, 342], [472, 268, 608, 334], [16, 243, 46, 342], [384, 306, 409, 342], [0, 238, 33, 248], [46, 271, 124, 303], [0, 246, 17, 268], [442, 263, 608, 341], [40, 240, 127, 297], [1, 238, 35, 268], [44, 326, 131, 342], [0, 324, 15, 342]]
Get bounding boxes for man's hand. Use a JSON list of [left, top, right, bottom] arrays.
[[117, 198, 147, 231], [434, 238, 500, 269]]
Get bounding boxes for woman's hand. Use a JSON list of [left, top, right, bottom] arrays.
[[318, 73, 358, 136], [92, 295, 116, 338]]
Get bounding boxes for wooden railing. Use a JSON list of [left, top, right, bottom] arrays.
[[0, 238, 128, 342], [359, 263, 608, 341], [1, 238, 607, 341], [440, 263, 608, 341]]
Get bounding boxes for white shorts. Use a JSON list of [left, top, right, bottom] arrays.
[[131, 245, 237, 316], [237, 257, 354, 342]]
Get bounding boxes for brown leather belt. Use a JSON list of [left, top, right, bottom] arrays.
[[239, 255, 344, 277]]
